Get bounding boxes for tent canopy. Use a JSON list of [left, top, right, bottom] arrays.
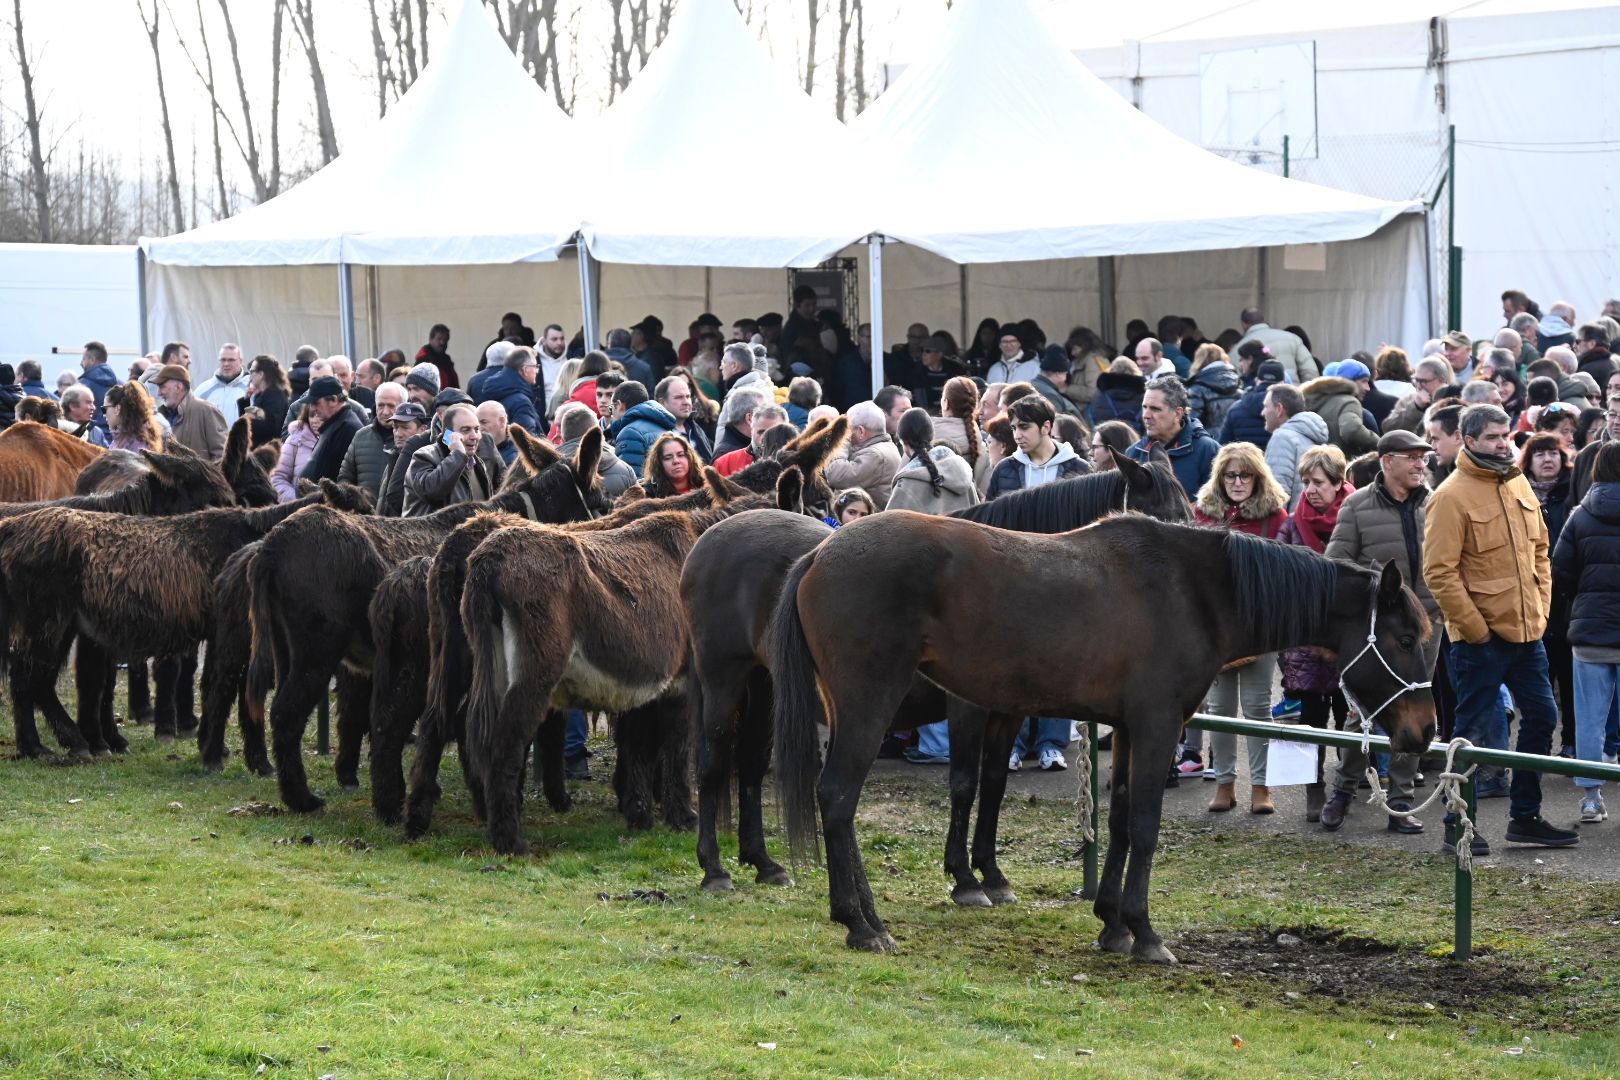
[[854, 0, 1419, 264], [577, 0, 870, 268], [140, 0, 578, 267]]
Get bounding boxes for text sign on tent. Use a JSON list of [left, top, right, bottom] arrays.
[[1199, 41, 1318, 162]]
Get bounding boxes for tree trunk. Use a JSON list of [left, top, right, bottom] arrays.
[[395, 0, 418, 86], [415, 0, 429, 68], [607, 0, 628, 102], [290, 0, 339, 166], [137, 0, 185, 234], [368, 0, 396, 118], [11, 0, 52, 241], [217, 0, 277, 201], [853, 0, 866, 113], [269, 0, 284, 193], [803, 0, 820, 95], [834, 0, 850, 120], [192, 0, 231, 217]]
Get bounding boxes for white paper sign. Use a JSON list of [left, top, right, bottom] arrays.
[[1283, 243, 1327, 272], [1266, 738, 1320, 787]]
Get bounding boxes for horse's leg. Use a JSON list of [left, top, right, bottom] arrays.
[[33, 632, 89, 758], [369, 665, 422, 823], [238, 681, 272, 776], [657, 693, 695, 831], [127, 659, 153, 725], [152, 654, 180, 742], [1121, 716, 1181, 965], [72, 640, 111, 756], [736, 668, 790, 887], [535, 708, 572, 813], [403, 705, 453, 839], [270, 658, 337, 813], [332, 667, 370, 790], [175, 649, 200, 736], [696, 663, 743, 890], [613, 702, 659, 831], [10, 667, 47, 759], [95, 651, 126, 754], [971, 711, 1023, 905], [1094, 726, 1135, 956], [944, 696, 991, 907], [481, 688, 547, 857], [198, 637, 235, 771]]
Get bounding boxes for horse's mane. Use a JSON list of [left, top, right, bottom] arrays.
[[952, 470, 1123, 533], [1223, 531, 1344, 646]]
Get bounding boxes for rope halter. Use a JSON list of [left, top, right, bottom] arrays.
[[1338, 599, 1433, 751]]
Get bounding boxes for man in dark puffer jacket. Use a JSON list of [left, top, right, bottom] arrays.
[[1219, 359, 1286, 448], [339, 382, 405, 500]]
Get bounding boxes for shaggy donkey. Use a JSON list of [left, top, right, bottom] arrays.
[[0, 421, 105, 502], [458, 418, 848, 855], [401, 420, 842, 839], [250, 427, 609, 813], [0, 480, 359, 759]]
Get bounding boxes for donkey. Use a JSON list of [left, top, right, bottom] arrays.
[[0, 480, 360, 759], [407, 420, 846, 842], [0, 421, 105, 502], [683, 454, 1193, 898], [250, 427, 608, 813], [770, 514, 1436, 958]]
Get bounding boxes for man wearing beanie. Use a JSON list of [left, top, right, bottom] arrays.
[[987, 324, 1040, 385], [298, 375, 363, 485], [155, 363, 227, 460], [405, 362, 441, 409]]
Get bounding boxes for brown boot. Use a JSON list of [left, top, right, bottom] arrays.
[[1207, 782, 1236, 812], [1304, 782, 1326, 823], [1250, 785, 1276, 815]]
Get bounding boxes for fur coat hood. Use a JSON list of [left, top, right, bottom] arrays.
[[1300, 375, 1360, 410]]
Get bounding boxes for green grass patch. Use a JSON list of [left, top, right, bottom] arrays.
[[3, 712, 1620, 1078]]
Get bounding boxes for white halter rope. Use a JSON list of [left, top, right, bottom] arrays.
[[1338, 600, 1434, 753]]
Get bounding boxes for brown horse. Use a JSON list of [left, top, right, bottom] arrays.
[[250, 427, 609, 813], [770, 514, 1436, 959], [0, 421, 103, 502]]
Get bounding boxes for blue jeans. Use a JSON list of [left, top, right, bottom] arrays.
[[564, 709, 588, 760], [1573, 660, 1620, 790], [1450, 637, 1558, 820], [915, 720, 950, 758], [1013, 718, 1070, 759]]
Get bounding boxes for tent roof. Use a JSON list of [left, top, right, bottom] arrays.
[[577, 0, 869, 268], [856, 0, 1419, 264], [140, 0, 578, 267]]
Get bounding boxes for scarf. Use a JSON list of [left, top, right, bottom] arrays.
[[1293, 482, 1354, 552], [1530, 476, 1558, 503], [1463, 446, 1515, 478]]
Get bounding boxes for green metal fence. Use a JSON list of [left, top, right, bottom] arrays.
[[1076, 714, 1620, 960]]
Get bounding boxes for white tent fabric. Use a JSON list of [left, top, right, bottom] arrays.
[[577, 0, 869, 268], [139, 0, 577, 267], [854, 0, 1420, 263]]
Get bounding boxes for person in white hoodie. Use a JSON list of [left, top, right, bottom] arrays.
[[984, 393, 1087, 500], [194, 343, 251, 425], [986, 323, 1041, 385]]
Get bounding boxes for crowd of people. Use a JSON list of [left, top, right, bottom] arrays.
[[24, 286, 1620, 850]]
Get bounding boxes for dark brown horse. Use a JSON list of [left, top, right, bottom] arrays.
[[250, 427, 609, 813], [393, 421, 843, 835], [683, 454, 1193, 897], [771, 514, 1436, 958]]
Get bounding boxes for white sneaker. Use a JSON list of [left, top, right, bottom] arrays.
[[1581, 792, 1607, 823], [1008, 751, 1022, 773], [1039, 748, 1068, 771], [1605, 752, 1618, 766]]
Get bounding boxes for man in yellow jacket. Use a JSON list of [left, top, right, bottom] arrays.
[[1424, 404, 1578, 851]]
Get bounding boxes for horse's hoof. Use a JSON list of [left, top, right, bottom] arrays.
[[204, 759, 224, 774], [153, 731, 175, 745], [336, 773, 360, 790], [497, 839, 532, 857], [755, 866, 794, 887], [68, 747, 94, 762], [107, 740, 129, 755], [666, 811, 698, 832], [1133, 940, 1178, 965], [848, 929, 899, 954], [952, 885, 993, 908], [983, 884, 1018, 906], [285, 793, 326, 814], [92, 747, 112, 758], [1097, 929, 1134, 956], [701, 874, 734, 893]]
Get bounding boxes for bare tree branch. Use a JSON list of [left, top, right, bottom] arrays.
[[136, 0, 185, 232], [804, 0, 820, 95], [11, 0, 51, 239], [288, 0, 339, 165]]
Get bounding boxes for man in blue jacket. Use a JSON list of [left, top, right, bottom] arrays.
[[468, 343, 541, 436], [18, 360, 55, 400], [1127, 375, 1221, 500], [1219, 358, 1286, 448], [608, 380, 677, 475], [79, 340, 120, 433]]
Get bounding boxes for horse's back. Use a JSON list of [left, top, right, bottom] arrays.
[[682, 509, 832, 665], [0, 422, 101, 502]]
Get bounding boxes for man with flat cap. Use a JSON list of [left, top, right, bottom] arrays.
[[299, 375, 363, 485], [154, 363, 228, 461], [1318, 428, 1444, 835]]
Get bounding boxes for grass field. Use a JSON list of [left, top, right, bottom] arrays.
[[4, 714, 1620, 1079]]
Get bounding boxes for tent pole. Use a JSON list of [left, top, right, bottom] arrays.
[[577, 240, 600, 350], [1256, 248, 1270, 319], [958, 264, 969, 347], [338, 262, 357, 360], [704, 267, 713, 315], [1098, 256, 1117, 349], [135, 248, 150, 356], [1422, 209, 1438, 342], [366, 266, 380, 358], [868, 235, 886, 400]]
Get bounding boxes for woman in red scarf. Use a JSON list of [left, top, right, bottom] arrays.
[[1278, 444, 1355, 822]]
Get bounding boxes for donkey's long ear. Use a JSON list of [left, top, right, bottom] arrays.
[[776, 465, 805, 514], [788, 415, 850, 477], [571, 426, 603, 487], [222, 416, 251, 480], [510, 425, 561, 473], [1112, 448, 1153, 493], [139, 448, 178, 484], [1377, 559, 1405, 606], [702, 466, 733, 506], [781, 416, 829, 454]]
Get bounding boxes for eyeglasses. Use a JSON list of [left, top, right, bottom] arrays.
[[1222, 471, 1256, 483]]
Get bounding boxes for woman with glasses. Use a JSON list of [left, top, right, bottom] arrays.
[[1193, 442, 1290, 814], [1089, 420, 1137, 471]]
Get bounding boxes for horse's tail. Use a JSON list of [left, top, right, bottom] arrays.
[[0, 562, 13, 677], [246, 547, 281, 703], [770, 550, 823, 866], [460, 544, 508, 784]]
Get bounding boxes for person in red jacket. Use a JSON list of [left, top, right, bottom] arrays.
[[416, 323, 458, 389]]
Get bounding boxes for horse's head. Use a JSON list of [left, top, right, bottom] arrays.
[[138, 446, 238, 511], [1335, 561, 1436, 754], [511, 425, 610, 523], [317, 478, 376, 514], [1112, 447, 1193, 524], [779, 416, 848, 517], [221, 417, 278, 507]]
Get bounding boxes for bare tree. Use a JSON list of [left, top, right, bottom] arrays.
[[214, 0, 284, 201], [288, 0, 339, 165], [178, 0, 232, 217], [485, 0, 571, 114], [137, 0, 186, 232], [392, 0, 418, 89], [10, 0, 51, 240], [803, 0, 821, 95], [852, 0, 866, 113], [368, 0, 397, 116]]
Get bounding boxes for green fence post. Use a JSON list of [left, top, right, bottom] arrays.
[[1454, 774, 1475, 961], [316, 690, 330, 756], [1083, 722, 1099, 899]]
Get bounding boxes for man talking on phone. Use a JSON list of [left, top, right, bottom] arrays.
[[403, 402, 498, 516]]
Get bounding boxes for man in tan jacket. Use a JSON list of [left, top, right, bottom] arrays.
[[1423, 404, 1577, 850], [824, 400, 901, 509]]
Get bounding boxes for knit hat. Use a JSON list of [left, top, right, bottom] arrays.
[[406, 362, 441, 396], [155, 363, 190, 387], [998, 323, 1022, 343], [1039, 344, 1070, 373], [306, 375, 344, 401], [1331, 358, 1371, 381], [434, 388, 473, 409]]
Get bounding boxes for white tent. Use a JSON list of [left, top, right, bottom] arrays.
[[854, 0, 1427, 392]]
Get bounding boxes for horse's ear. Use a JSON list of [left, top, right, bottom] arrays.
[[776, 465, 805, 514], [572, 426, 603, 487], [782, 416, 829, 453], [139, 449, 178, 483], [788, 415, 850, 477], [618, 482, 646, 505], [222, 417, 250, 479], [1112, 448, 1153, 492], [1377, 559, 1405, 606], [511, 425, 561, 472], [702, 466, 733, 505]]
